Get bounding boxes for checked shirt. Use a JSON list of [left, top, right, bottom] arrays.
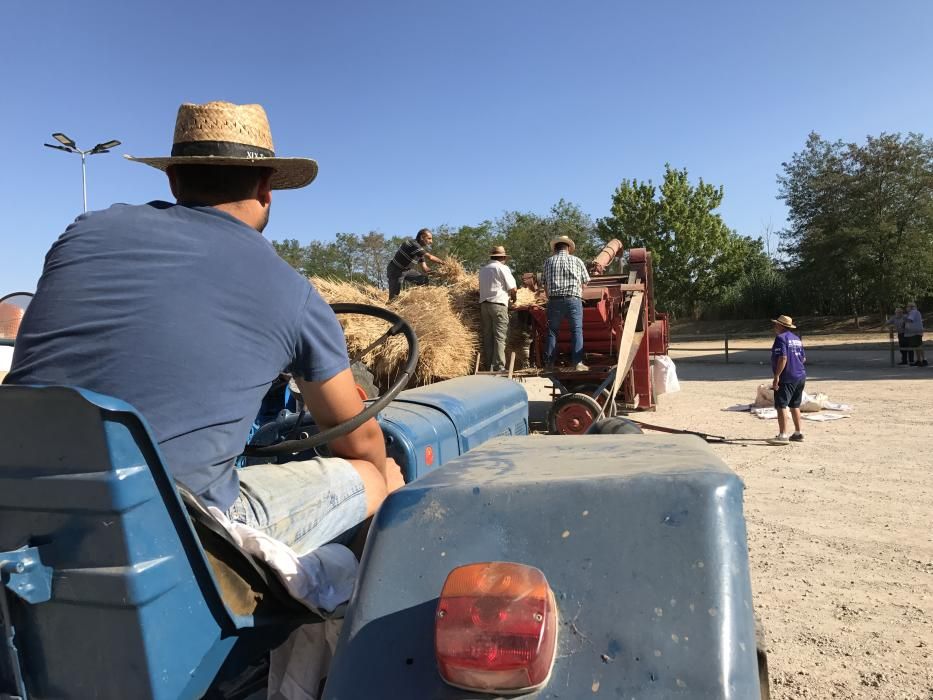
[[543, 251, 590, 298]]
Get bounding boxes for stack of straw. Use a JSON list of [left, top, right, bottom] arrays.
[[311, 258, 545, 386]]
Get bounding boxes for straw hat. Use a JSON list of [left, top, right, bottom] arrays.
[[125, 101, 317, 190], [772, 314, 796, 329], [489, 245, 510, 259], [550, 235, 575, 254]]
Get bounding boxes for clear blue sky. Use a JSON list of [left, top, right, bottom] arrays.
[[2, 0, 931, 291]]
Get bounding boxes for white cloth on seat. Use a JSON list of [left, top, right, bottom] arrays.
[[206, 506, 358, 613]]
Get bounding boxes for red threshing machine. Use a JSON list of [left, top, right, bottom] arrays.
[[516, 240, 670, 435]]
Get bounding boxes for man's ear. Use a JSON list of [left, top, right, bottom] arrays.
[[257, 169, 273, 207], [166, 166, 180, 199]]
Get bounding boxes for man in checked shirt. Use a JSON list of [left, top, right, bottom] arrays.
[[542, 235, 590, 370]]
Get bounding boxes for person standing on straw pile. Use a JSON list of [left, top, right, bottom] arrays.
[[386, 228, 444, 300], [478, 246, 517, 371], [542, 235, 590, 371]]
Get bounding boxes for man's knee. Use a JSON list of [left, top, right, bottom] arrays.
[[346, 460, 388, 518]]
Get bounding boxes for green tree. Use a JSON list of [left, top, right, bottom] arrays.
[[778, 132, 933, 317], [495, 200, 599, 275], [598, 165, 746, 317], [271, 239, 308, 274], [434, 222, 495, 270]]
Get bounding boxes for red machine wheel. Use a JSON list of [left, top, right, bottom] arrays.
[[548, 393, 603, 435]]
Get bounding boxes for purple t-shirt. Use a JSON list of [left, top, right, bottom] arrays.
[[771, 331, 806, 382], [6, 202, 350, 509]]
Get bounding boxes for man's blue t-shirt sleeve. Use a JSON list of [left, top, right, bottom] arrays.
[[288, 286, 351, 382], [772, 335, 787, 357]]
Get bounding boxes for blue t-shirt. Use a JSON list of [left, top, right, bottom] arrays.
[[771, 330, 806, 382], [6, 202, 350, 509]]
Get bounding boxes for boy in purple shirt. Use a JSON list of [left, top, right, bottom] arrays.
[[767, 314, 807, 445]]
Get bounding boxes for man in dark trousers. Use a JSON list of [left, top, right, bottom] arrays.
[[6, 101, 402, 554], [767, 314, 807, 445], [386, 228, 444, 300], [542, 235, 590, 370]]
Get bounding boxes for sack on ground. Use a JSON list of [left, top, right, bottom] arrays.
[[755, 383, 827, 412], [653, 355, 680, 395]]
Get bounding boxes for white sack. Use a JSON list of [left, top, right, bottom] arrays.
[[653, 356, 680, 395]]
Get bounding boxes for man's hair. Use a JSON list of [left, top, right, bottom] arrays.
[[554, 242, 570, 253], [416, 228, 432, 243], [171, 165, 272, 204]]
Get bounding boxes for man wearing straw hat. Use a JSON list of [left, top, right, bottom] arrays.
[[7, 101, 400, 554], [767, 314, 807, 445], [478, 245, 517, 371], [542, 235, 590, 371]]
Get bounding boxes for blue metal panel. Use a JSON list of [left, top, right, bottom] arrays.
[[325, 435, 761, 699], [391, 376, 528, 448], [377, 377, 528, 481], [378, 403, 459, 481], [0, 386, 235, 700]]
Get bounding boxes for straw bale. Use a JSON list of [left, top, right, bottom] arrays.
[[373, 286, 477, 385], [309, 274, 478, 386], [514, 287, 541, 307], [308, 261, 550, 384]]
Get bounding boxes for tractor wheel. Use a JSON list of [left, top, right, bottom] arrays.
[[548, 393, 602, 435], [577, 384, 618, 418], [350, 361, 379, 399], [586, 417, 643, 435]]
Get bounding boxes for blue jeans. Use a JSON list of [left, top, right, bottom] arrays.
[[545, 296, 584, 365], [226, 457, 367, 557]]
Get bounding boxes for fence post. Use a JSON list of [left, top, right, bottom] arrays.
[[724, 334, 730, 364], [889, 329, 895, 368]]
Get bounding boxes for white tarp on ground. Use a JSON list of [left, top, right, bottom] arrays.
[[726, 383, 853, 419]]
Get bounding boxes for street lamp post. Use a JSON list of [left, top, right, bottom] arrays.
[[44, 133, 121, 213]]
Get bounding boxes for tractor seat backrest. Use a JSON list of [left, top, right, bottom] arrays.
[[0, 386, 316, 700]]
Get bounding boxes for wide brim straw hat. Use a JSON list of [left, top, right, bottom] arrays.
[[125, 101, 317, 190], [489, 245, 510, 259], [771, 314, 796, 329], [550, 235, 576, 254]]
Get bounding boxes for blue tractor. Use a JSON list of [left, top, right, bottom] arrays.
[[0, 304, 769, 699]]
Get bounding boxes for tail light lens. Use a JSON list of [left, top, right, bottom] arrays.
[[435, 562, 558, 694]]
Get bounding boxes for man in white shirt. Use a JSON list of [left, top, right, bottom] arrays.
[[478, 246, 517, 371]]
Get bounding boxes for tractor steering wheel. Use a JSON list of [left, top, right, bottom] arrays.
[[242, 303, 418, 457]]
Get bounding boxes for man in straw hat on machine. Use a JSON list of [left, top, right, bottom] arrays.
[[542, 235, 590, 371], [6, 102, 402, 559], [767, 314, 807, 445], [478, 245, 517, 371]]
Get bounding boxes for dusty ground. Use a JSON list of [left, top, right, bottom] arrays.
[[528, 337, 933, 699]]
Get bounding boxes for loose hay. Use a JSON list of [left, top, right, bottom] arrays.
[[310, 259, 543, 386], [311, 271, 478, 386]]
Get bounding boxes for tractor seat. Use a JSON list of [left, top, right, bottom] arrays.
[[0, 385, 323, 700]]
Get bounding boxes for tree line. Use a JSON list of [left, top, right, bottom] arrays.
[[273, 131, 933, 320]]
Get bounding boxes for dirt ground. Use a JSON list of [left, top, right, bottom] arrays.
[[528, 336, 933, 699]]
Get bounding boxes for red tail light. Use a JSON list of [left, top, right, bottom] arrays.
[[435, 562, 558, 694]]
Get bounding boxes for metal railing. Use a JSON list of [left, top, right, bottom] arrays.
[[669, 330, 901, 367]]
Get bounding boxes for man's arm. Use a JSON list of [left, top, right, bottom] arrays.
[[504, 268, 518, 304], [424, 252, 443, 265], [772, 356, 787, 389], [296, 369, 403, 512]]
